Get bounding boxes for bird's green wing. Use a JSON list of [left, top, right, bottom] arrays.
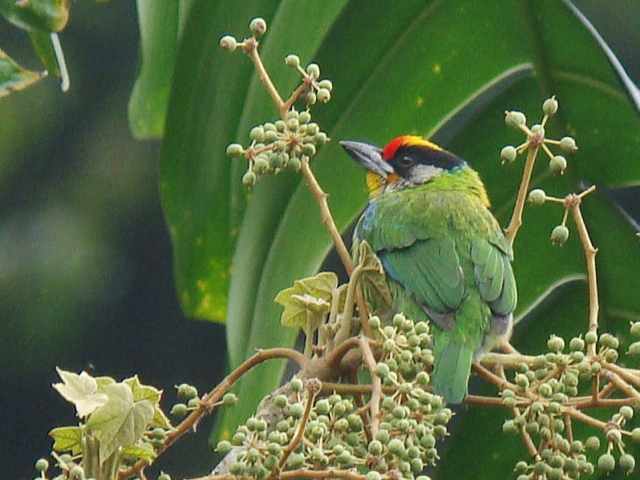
[[470, 237, 517, 317], [378, 238, 465, 328]]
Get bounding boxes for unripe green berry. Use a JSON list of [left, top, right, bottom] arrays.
[[500, 146, 517, 163], [302, 143, 316, 156], [598, 453, 616, 473], [620, 405, 634, 420], [547, 335, 565, 352], [170, 403, 188, 417], [289, 402, 304, 418], [216, 440, 232, 454], [188, 397, 199, 408], [306, 63, 320, 79], [219, 392, 237, 407], [585, 331, 597, 344], [530, 124, 545, 138], [550, 225, 569, 246], [366, 472, 382, 480], [70, 465, 85, 479], [317, 88, 331, 103], [158, 473, 171, 480], [570, 337, 585, 351], [287, 453, 305, 469], [226, 143, 244, 157], [368, 316, 381, 329], [543, 97, 559, 115], [375, 362, 390, 378], [528, 188, 546, 205], [35, 459, 49, 472], [249, 17, 267, 36], [629, 341, 640, 355], [502, 420, 518, 434], [368, 440, 383, 455], [620, 453, 636, 473], [318, 79, 333, 91], [219, 35, 237, 51], [242, 170, 257, 188], [305, 92, 317, 105], [288, 156, 301, 171], [249, 126, 265, 142], [560, 136, 578, 153], [285, 54, 300, 68], [630, 322, 640, 337], [505, 111, 527, 128], [539, 383, 552, 397], [631, 428, 640, 443], [549, 155, 567, 174], [290, 378, 304, 392], [253, 156, 269, 174], [388, 438, 404, 454], [600, 333, 619, 349]]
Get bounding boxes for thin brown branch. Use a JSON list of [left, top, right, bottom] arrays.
[[274, 384, 319, 477], [359, 337, 382, 438], [564, 407, 609, 431], [570, 199, 599, 352], [602, 368, 640, 401], [300, 158, 354, 274], [243, 38, 285, 116], [320, 382, 395, 395], [118, 348, 306, 480], [473, 362, 518, 391], [504, 145, 540, 247], [564, 414, 574, 444], [282, 80, 310, 114], [464, 395, 505, 407], [480, 352, 539, 368]]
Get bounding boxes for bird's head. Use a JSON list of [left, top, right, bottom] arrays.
[[340, 135, 468, 198]]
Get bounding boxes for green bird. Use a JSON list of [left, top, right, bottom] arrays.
[[341, 135, 517, 404]]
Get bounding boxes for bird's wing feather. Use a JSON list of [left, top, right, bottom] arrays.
[[379, 238, 465, 321], [470, 237, 517, 316]]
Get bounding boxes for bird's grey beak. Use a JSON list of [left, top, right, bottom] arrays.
[[340, 140, 394, 178]]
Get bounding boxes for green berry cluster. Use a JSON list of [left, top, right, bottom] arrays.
[[504, 327, 640, 479], [220, 17, 332, 188], [216, 315, 447, 479], [500, 96, 577, 176], [170, 382, 201, 417], [226, 108, 330, 188]]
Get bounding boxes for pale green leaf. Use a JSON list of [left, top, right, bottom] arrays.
[[86, 383, 154, 464], [275, 272, 336, 328], [0, 48, 45, 98], [49, 426, 82, 455], [121, 441, 157, 462], [52, 368, 108, 418], [124, 374, 172, 429], [95, 376, 116, 391]]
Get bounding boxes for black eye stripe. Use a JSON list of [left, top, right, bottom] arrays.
[[399, 156, 414, 166]]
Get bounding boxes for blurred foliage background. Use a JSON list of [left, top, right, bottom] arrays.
[[0, 1, 637, 480]]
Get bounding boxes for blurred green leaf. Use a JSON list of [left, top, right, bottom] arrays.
[[128, 0, 180, 139], [0, 0, 69, 32], [0, 47, 44, 97], [28, 30, 59, 77], [161, 0, 640, 454]]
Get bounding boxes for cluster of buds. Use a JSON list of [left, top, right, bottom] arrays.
[[526, 185, 595, 247], [170, 383, 237, 419], [503, 326, 640, 479], [500, 96, 578, 175], [216, 314, 449, 480], [225, 109, 330, 188], [220, 17, 332, 188]]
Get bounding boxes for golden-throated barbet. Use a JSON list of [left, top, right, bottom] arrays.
[[341, 136, 517, 404]]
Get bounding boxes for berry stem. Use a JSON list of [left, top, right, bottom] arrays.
[[359, 336, 382, 438], [504, 144, 540, 247], [118, 347, 306, 480]]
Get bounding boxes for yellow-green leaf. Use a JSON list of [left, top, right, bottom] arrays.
[[49, 426, 82, 455], [356, 241, 392, 311], [0, 48, 44, 98], [275, 272, 336, 328], [52, 368, 108, 418], [122, 441, 157, 462]]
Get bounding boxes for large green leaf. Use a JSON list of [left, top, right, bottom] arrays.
[[128, 0, 180, 139], [161, 0, 640, 451]]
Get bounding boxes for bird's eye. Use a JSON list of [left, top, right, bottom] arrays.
[[398, 156, 415, 167]]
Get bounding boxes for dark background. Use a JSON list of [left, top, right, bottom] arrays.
[[0, 2, 637, 479]]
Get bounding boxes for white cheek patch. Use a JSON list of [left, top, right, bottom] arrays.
[[409, 164, 444, 184]]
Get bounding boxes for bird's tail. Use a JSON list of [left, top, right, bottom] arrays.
[[432, 340, 474, 404]]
